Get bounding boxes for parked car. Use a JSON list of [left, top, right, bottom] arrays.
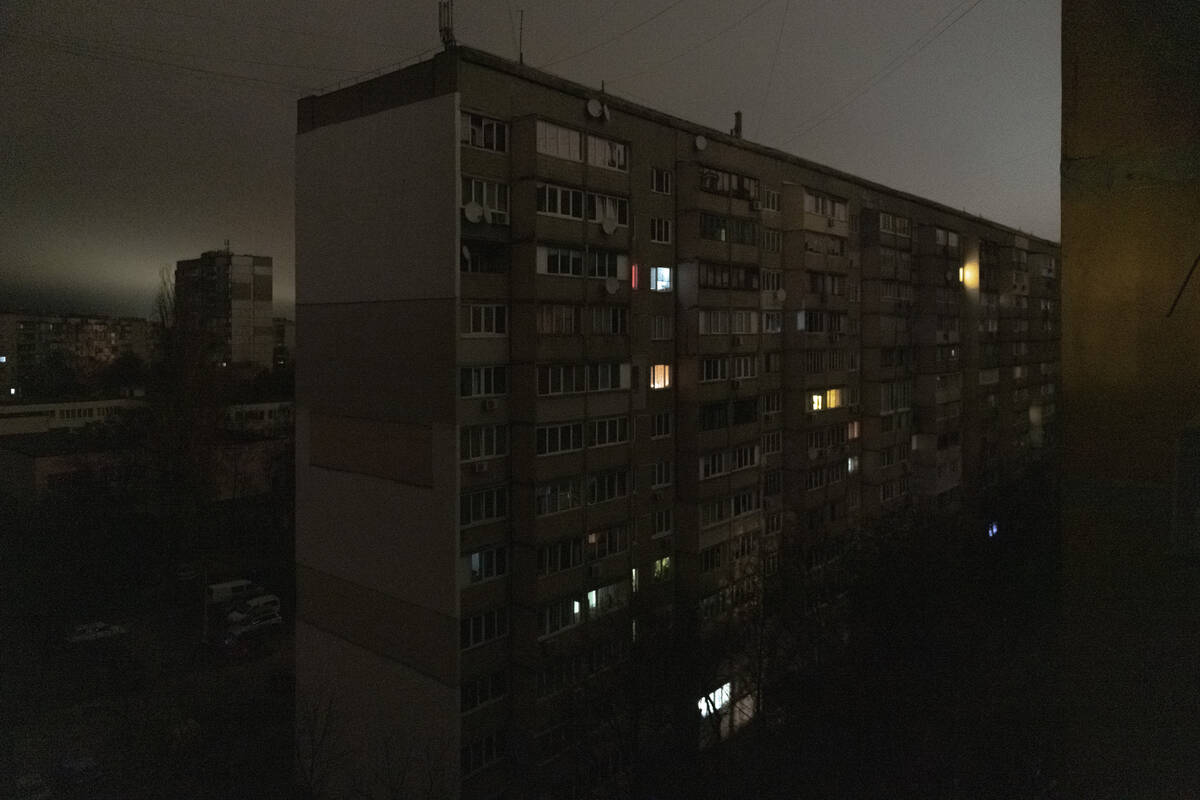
[[224, 611, 282, 643], [66, 622, 127, 643], [226, 593, 280, 624]]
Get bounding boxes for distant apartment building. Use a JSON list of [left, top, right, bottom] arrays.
[[294, 45, 1060, 799], [175, 250, 274, 370], [0, 310, 151, 399]]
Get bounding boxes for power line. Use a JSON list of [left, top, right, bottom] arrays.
[[3, 32, 311, 94], [607, 0, 777, 85], [753, 0, 791, 137], [539, 0, 689, 69], [779, 0, 989, 148]]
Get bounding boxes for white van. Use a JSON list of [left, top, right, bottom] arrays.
[[226, 593, 280, 624], [205, 579, 258, 606]]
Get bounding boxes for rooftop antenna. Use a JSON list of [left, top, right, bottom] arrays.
[[519, 9, 524, 64], [439, 1, 456, 50], [223, 238, 231, 253]]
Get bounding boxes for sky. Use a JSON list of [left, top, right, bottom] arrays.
[[0, 0, 1060, 319]]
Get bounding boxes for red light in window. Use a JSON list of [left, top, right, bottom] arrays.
[[631, 263, 639, 289]]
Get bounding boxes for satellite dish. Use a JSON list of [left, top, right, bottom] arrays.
[[600, 216, 617, 235], [461, 245, 472, 267], [482, 205, 493, 224], [775, 288, 787, 302], [586, 98, 603, 118], [604, 276, 618, 295], [694, 135, 708, 151], [463, 201, 483, 223]]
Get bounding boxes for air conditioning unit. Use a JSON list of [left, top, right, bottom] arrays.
[[472, 462, 489, 473], [482, 399, 498, 412]]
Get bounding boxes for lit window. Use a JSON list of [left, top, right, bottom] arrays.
[[847, 456, 859, 474], [698, 682, 731, 718], [825, 388, 843, 409], [650, 364, 671, 389], [810, 393, 823, 412], [0, 356, 6, 363], [651, 267, 672, 292], [653, 556, 672, 581]]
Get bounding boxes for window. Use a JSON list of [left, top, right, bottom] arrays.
[[651, 167, 673, 194], [536, 120, 581, 161], [537, 364, 587, 396], [586, 524, 630, 559], [847, 455, 859, 474], [765, 469, 782, 496], [650, 364, 671, 389], [731, 487, 760, 517], [731, 310, 756, 334], [653, 556, 672, 581], [762, 269, 783, 291], [847, 420, 860, 440], [650, 218, 672, 243], [539, 597, 582, 638], [761, 391, 782, 418], [460, 486, 508, 528], [537, 183, 585, 219], [700, 310, 730, 334], [653, 509, 673, 537], [537, 245, 585, 276], [538, 537, 583, 575], [804, 190, 848, 220], [699, 402, 729, 431], [825, 388, 843, 409], [536, 477, 582, 516], [588, 249, 628, 279], [763, 430, 782, 454], [536, 304, 578, 335], [590, 416, 630, 447], [460, 424, 508, 462], [461, 177, 510, 224], [467, 546, 508, 584], [733, 398, 759, 424], [650, 460, 673, 488], [589, 362, 630, 391], [698, 166, 759, 199], [587, 470, 630, 505], [651, 314, 673, 340], [879, 212, 911, 237], [700, 212, 727, 242], [461, 669, 507, 713], [592, 306, 628, 335], [536, 421, 585, 456], [762, 229, 782, 253], [587, 134, 628, 171], [763, 189, 781, 212], [651, 411, 673, 438], [732, 355, 756, 379], [586, 192, 630, 226], [461, 112, 507, 152], [810, 392, 823, 412], [701, 358, 729, 382], [461, 240, 508, 273], [650, 266, 672, 291], [700, 544, 723, 572], [763, 312, 782, 333], [461, 608, 509, 649], [765, 352, 782, 373], [587, 581, 629, 615], [698, 682, 732, 718], [460, 366, 507, 398]]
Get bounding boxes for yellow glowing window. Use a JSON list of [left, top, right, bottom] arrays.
[[825, 388, 843, 409], [651, 364, 671, 389], [810, 393, 823, 412], [958, 266, 965, 283]]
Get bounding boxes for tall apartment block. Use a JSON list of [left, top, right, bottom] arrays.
[[174, 250, 274, 370], [0, 310, 151, 399], [295, 45, 1060, 799]]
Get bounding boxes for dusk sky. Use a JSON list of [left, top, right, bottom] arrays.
[[1, 0, 1060, 319]]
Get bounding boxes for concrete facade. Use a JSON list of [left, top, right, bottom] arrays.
[[175, 251, 275, 370], [295, 46, 1059, 799]]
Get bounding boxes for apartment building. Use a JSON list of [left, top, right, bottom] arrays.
[[0, 310, 151, 399], [175, 250, 275, 370], [295, 44, 1059, 800]]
